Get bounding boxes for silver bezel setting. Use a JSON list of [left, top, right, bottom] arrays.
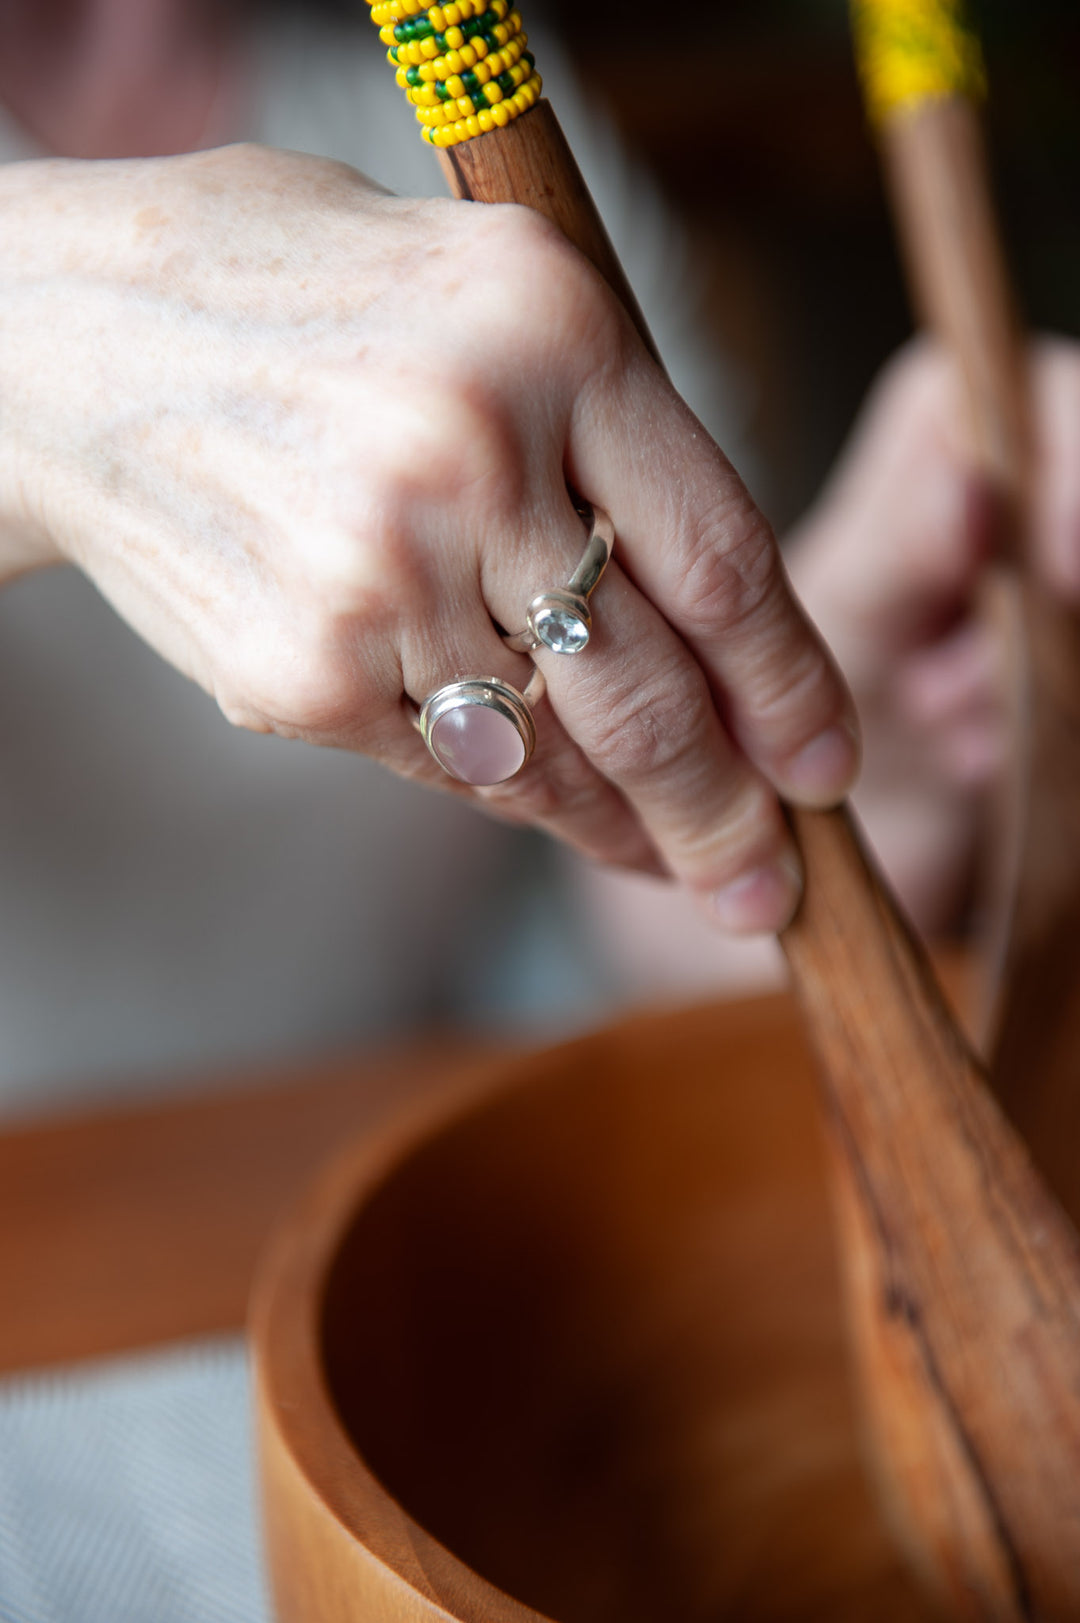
[[525, 589, 592, 653], [504, 500, 614, 655]]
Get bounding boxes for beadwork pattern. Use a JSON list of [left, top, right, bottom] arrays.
[[366, 0, 541, 146], [850, 0, 986, 125]]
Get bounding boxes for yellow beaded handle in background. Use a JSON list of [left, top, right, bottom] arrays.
[[368, 0, 541, 147], [850, 0, 986, 124]]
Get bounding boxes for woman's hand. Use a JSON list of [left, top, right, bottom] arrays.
[[0, 143, 857, 931], [788, 336, 1080, 932]]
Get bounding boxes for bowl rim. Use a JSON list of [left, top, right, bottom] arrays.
[[250, 1037, 576, 1623]]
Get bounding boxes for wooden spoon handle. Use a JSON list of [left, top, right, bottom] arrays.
[[436, 96, 1080, 1614]]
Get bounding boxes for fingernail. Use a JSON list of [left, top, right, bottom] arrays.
[[709, 850, 803, 935], [783, 722, 859, 806]]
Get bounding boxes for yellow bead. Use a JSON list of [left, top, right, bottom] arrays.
[[444, 1, 460, 18], [429, 5, 445, 25], [492, 100, 510, 126], [419, 60, 436, 78], [478, 107, 494, 131], [465, 115, 481, 137], [444, 48, 461, 70], [445, 25, 464, 46], [421, 36, 438, 57], [471, 38, 487, 60], [460, 43, 477, 66], [446, 73, 464, 95], [380, 26, 395, 44], [473, 59, 490, 82], [485, 82, 503, 103], [395, 65, 408, 86]]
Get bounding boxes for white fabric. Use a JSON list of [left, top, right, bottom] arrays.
[[0, 1339, 267, 1623]]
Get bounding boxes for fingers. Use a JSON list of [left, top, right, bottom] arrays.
[[897, 619, 1005, 787], [475, 489, 805, 932], [537, 563, 805, 931], [388, 588, 667, 878], [786, 342, 996, 689], [566, 346, 860, 810], [387, 486, 805, 928]]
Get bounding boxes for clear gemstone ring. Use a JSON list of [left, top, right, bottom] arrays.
[[503, 501, 615, 656]]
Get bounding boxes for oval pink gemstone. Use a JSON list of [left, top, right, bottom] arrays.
[[429, 704, 526, 785]]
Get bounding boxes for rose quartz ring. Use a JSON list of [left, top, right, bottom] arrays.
[[418, 671, 545, 787], [415, 500, 613, 788]]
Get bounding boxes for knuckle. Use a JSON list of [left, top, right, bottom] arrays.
[[362, 377, 520, 520], [709, 778, 784, 872], [474, 204, 624, 371], [675, 512, 785, 639], [743, 638, 840, 749], [219, 625, 380, 742], [585, 658, 716, 784]]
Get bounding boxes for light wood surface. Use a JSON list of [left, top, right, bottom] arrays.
[[420, 97, 1080, 1615], [254, 994, 928, 1623], [0, 1035, 498, 1373]]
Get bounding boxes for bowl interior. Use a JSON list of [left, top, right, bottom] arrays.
[[320, 999, 924, 1622]]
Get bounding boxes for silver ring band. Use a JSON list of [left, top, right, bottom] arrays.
[[503, 501, 614, 655]]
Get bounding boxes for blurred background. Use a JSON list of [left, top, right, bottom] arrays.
[[539, 0, 1080, 527]]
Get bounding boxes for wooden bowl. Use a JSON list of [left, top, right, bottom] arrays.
[[251, 994, 930, 1622]]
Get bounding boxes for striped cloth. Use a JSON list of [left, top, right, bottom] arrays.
[[0, 1339, 269, 1623]]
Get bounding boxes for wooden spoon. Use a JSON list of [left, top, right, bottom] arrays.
[[428, 98, 1080, 1616]]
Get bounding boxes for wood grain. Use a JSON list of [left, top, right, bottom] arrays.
[[783, 805, 1080, 1617]]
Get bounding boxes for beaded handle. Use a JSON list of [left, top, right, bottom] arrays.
[[368, 0, 541, 147], [850, 0, 987, 125]]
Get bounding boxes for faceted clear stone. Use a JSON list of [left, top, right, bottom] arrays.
[[534, 605, 589, 654]]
